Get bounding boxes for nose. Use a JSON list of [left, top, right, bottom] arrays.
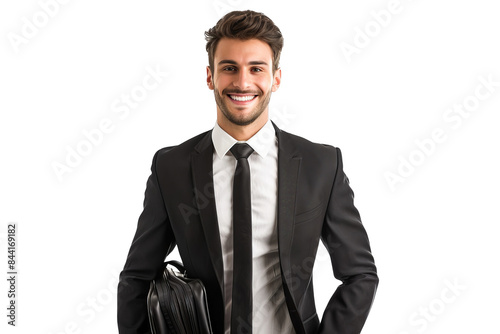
[[233, 69, 251, 89]]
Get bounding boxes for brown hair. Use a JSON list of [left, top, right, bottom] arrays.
[[205, 10, 284, 73]]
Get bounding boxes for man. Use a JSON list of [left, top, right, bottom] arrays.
[[118, 10, 378, 334]]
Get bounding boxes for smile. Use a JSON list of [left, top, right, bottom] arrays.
[[227, 94, 257, 102]]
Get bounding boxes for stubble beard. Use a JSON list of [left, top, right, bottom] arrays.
[[214, 86, 272, 126]]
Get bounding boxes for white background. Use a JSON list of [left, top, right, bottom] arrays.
[[1, 0, 500, 333]]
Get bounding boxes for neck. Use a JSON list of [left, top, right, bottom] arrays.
[[217, 112, 268, 141]]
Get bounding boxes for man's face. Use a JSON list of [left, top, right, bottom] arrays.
[[207, 38, 281, 127]]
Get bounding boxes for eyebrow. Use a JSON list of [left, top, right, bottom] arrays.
[[217, 59, 269, 66]]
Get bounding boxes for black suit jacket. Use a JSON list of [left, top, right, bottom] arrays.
[[117, 123, 378, 334]]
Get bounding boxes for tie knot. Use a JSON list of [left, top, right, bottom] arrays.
[[230, 143, 254, 160]]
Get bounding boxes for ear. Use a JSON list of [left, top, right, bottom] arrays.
[[206, 66, 214, 90], [271, 68, 281, 92]]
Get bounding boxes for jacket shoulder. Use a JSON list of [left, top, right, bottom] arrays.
[[279, 128, 339, 156], [154, 130, 211, 160]]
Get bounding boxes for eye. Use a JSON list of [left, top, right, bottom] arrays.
[[223, 66, 237, 72], [252, 67, 263, 72]]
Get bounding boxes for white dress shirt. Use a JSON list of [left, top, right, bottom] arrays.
[[211, 120, 296, 334]]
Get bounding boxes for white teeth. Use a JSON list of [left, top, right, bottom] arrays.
[[228, 95, 256, 101]]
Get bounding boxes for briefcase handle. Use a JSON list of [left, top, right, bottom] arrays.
[[161, 260, 186, 276]]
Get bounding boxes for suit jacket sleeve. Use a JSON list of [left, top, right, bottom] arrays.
[[318, 147, 379, 334], [117, 149, 176, 334]]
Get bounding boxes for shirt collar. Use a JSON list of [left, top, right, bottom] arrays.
[[212, 120, 276, 159]]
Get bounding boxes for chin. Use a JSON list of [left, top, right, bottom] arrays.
[[226, 109, 266, 126]]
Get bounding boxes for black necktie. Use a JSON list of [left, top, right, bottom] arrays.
[[230, 143, 254, 334]]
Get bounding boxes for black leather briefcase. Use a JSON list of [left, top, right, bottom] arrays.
[[147, 260, 213, 334]]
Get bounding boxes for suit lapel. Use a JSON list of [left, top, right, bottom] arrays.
[[191, 131, 224, 294], [273, 122, 307, 333], [273, 122, 301, 280]]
